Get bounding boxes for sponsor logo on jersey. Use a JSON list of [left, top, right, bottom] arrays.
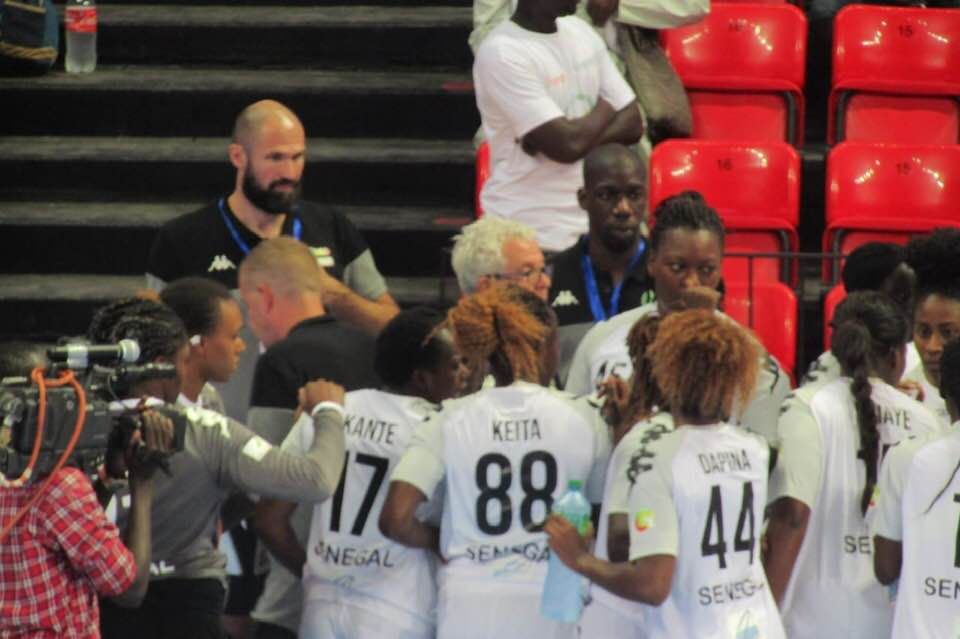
[[310, 246, 335, 268], [732, 610, 760, 639], [869, 484, 880, 509], [551, 290, 579, 307], [207, 254, 237, 272], [150, 560, 176, 576], [634, 508, 655, 532]]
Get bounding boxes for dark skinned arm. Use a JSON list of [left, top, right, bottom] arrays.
[[763, 497, 811, 605], [606, 512, 631, 563], [522, 99, 616, 164], [873, 536, 903, 585], [379, 481, 440, 554], [546, 514, 674, 604], [253, 498, 305, 578], [595, 101, 644, 147]]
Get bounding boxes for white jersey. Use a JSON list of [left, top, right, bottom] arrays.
[[587, 412, 674, 627], [872, 427, 960, 639], [566, 302, 790, 447], [769, 377, 943, 639], [625, 424, 784, 639], [392, 381, 610, 586], [286, 389, 440, 626], [801, 344, 921, 389], [902, 363, 949, 427]]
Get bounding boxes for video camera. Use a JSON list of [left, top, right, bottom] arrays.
[[0, 340, 187, 482]]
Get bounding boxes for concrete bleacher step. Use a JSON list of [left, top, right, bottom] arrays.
[[0, 136, 473, 206], [1, 67, 476, 139], [93, 5, 471, 68], [0, 274, 459, 340]]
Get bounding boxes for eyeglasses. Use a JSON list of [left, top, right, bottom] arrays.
[[492, 266, 549, 283]]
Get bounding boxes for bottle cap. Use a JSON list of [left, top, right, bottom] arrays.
[[568, 479, 582, 490]]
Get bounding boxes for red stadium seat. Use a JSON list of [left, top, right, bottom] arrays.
[[823, 142, 960, 281], [649, 139, 801, 284], [661, 3, 808, 145], [829, 5, 960, 144], [723, 281, 798, 379], [475, 141, 490, 218], [823, 283, 846, 349]]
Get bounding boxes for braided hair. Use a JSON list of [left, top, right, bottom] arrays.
[[830, 291, 910, 516], [159, 277, 234, 338], [621, 314, 666, 426], [906, 228, 960, 305], [446, 285, 552, 385], [647, 310, 758, 423], [88, 297, 188, 364], [649, 191, 726, 253]]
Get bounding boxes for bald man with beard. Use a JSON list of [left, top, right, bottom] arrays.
[[147, 100, 398, 421]]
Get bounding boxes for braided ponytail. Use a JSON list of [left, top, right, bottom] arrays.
[[447, 286, 550, 385], [831, 291, 910, 516]]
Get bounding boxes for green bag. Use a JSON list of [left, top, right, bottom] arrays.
[[0, 0, 59, 75]]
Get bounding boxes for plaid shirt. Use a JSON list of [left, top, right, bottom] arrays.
[[0, 467, 135, 638]]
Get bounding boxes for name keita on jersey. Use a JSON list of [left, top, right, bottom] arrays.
[[492, 418, 542, 442]]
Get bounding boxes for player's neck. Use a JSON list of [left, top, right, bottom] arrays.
[[588, 235, 640, 285], [674, 411, 722, 427], [180, 373, 204, 404], [227, 191, 286, 239]]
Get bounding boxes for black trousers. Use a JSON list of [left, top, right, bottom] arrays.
[[100, 577, 227, 639]]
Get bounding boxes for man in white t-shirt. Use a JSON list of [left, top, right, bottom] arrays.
[[473, 0, 643, 253]]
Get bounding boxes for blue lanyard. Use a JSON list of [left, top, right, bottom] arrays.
[[217, 197, 302, 255], [581, 237, 646, 322]]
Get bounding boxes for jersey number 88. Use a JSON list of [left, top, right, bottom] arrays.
[[475, 451, 558, 535]]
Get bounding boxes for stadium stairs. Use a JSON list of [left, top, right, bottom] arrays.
[[0, 0, 476, 340]]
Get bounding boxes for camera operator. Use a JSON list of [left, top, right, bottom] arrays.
[[0, 387, 175, 638], [87, 298, 347, 639]]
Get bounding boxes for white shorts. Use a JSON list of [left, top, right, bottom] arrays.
[[579, 589, 646, 638], [299, 599, 433, 639], [437, 578, 577, 639]]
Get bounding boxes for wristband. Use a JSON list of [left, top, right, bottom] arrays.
[[310, 401, 345, 420]]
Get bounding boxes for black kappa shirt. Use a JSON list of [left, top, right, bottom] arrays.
[[547, 236, 656, 327], [250, 315, 380, 410], [147, 199, 370, 289]]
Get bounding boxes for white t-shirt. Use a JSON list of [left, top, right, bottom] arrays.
[[769, 377, 943, 639], [901, 364, 949, 427], [285, 390, 440, 627], [590, 412, 674, 622], [566, 303, 790, 447], [872, 427, 960, 639], [625, 424, 785, 639], [391, 381, 610, 587], [473, 16, 636, 252], [801, 344, 921, 389]]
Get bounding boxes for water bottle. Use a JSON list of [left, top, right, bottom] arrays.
[[65, 0, 97, 73], [541, 479, 591, 623]]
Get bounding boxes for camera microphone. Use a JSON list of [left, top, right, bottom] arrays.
[[47, 339, 141, 369]]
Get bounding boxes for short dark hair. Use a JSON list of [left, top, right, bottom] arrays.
[[906, 228, 960, 304], [375, 307, 449, 388], [649, 191, 725, 252], [841, 242, 906, 292], [160, 277, 234, 337], [88, 298, 188, 363]]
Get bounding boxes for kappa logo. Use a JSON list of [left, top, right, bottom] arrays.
[[552, 290, 580, 307], [207, 255, 237, 272]]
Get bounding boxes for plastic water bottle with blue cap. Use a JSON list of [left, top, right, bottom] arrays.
[[540, 479, 590, 623]]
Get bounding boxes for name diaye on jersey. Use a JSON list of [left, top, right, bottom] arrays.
[[492, 418, 542, 442], [344, 413, 398, 445], [875, 404, 911, 430], [698, 449, 752, 474], [313, 540, 396, 568]]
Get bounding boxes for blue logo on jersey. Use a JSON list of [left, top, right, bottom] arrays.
[[735, 611, 760, 639]]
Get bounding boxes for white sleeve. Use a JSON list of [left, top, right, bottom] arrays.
[[627, 449, 678, 560], [390, 413, 446, 498], [565, 326, 600, 396], [474, 40, 566, 139], [871, 439, 919, 542], [739, 353, 791, 449], [586, 411, 612, 505], [768, 394, 823, 509]]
